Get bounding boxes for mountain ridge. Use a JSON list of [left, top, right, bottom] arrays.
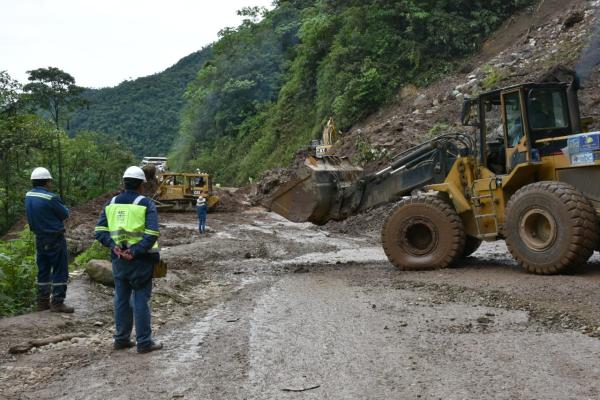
[[69, 47, 212, 157]]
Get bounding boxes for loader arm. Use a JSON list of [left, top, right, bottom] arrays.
[[267, 134, 473, 225]]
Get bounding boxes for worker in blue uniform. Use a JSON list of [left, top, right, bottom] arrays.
[[196, 197, 208, 234], [25, 167, 74, 313], [95, 166, 163, 354]]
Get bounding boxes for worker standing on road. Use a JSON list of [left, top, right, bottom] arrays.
[[25, 167, 74, 313], [196, 197, 207, 234], [94, 166, 162, 354]]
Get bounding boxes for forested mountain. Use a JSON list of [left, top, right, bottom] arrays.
[[170, 0, 533, 185], [69, 48, 212, 156]]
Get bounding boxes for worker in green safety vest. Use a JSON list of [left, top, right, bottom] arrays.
[[94, 166, 162, 354]]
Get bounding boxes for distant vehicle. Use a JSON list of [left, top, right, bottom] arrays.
[[141, 156, 168, 173]]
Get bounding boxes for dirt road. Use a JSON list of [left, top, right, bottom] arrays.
[[2, 209, 600, 399]]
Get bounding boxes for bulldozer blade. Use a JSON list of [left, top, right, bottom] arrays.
[[267, 156, 363, 225]]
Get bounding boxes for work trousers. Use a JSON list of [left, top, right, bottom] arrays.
[[197, 206, 207, 234], [113, 262, 153, 350], [35, 235, 69, 304]]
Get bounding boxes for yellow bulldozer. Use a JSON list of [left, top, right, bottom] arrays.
[[268, 69, 600, 275], [153, 172, 220, 211]]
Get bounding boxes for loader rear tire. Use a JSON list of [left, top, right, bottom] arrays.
[[461, 236, 482, 258], [504, 181, 599, 275], [382, 195, 465, 270]]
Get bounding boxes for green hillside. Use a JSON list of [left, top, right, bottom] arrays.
[[170, 0, 532, 185], [69, 47, 212, 157]]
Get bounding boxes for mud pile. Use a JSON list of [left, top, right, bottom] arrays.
[[213, 187, 251, 212], [324, 204, 394, 240], [250, 168, 295, 206], [65, 192, 118, 256]]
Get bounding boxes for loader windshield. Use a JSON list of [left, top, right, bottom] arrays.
[[527, 88, 569, 130]]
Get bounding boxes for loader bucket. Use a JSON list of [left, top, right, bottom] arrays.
[[267, 156, 363, 225]]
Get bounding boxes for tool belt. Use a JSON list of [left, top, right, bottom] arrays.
[[153, 259, 168, 279]]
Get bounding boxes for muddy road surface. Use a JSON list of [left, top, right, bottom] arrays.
[[2, 208, 600, 400]]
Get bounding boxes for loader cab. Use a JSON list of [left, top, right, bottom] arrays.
[[463, 83, 576, 174]]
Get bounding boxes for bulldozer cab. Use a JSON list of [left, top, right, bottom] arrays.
[[463, 82, 577, 174]]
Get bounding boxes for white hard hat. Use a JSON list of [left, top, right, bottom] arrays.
[[197, 197, 206, 204], [31, 167, 53, 180], [123, 166, 147, 182]]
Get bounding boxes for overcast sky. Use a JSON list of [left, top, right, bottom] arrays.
[[0, 0, 273, 88]]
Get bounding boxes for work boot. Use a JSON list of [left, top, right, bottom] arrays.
[[113, 340, 136, 350], [36, 298, 50, 311], [50, 303, 75, 313], [137, 342, 163, 354]]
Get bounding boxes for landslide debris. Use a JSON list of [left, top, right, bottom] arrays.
[[254, 0, 600, 233]]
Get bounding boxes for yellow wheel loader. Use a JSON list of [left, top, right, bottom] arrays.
[[268, 71, 600, 274]]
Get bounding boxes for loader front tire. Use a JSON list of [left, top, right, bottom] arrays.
[[504, 182, 599, 275], [382, 195, 465, 270]]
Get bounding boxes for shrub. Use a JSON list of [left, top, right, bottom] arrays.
[[72, 241, 110, 271], [0, 230, 37, 316]]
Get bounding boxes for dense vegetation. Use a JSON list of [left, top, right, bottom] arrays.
[[0, 229, 36, 316], [1, 69, 133, 315], [0, 70, 134, 235], [69, 49, 212, 157], [171, 0, 532, 185]]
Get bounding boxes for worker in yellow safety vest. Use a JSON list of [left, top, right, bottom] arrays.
[[94, 166, 162, 354]]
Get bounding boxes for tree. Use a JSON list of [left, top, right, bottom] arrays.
[[22, 67, 85, 198], [0, 71, 21, 115]]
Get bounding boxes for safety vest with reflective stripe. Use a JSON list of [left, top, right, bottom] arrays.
[[103, 195, 159, 253], [26, 191, 54, 201]]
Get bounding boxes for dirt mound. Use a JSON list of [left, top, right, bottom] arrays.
[[213, 187, 251, 212], [159, 226, 198, 246], [249, 167, 295, 206], [324, 204, 394, 241], [65, 191, 119, 256]]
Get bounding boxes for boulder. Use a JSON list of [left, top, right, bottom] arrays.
[[413, 94, 428, 107], [85, 260, 114, 287]]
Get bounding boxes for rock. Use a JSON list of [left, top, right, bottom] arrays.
[[413, 94, 429, 107], [400, 84, 418, 99], [85, 260, 114, 287], [562, 10, 585, 30]]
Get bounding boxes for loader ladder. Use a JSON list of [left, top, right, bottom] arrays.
[[470, 178, 499, 240]]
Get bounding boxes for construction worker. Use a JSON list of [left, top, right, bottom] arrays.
[[94, 166, 162, 354], [196, 196, 207, 234], [25, 167, 74, 313]]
